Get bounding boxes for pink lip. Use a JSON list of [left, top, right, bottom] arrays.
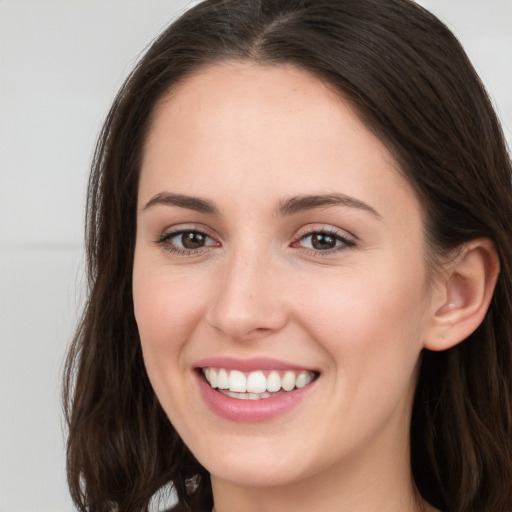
[[194, 363, 318, 423], [194, 356, 315, 372]]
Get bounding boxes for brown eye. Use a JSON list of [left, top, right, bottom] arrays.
[[310, 233, 337, 250], [296, 230, 355, 253], [159, 229, 218, 253], [180, 231, 206, 249]]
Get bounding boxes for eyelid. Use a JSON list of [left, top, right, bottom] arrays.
[[155, 224, 221, 254], [291, 225, 356, 254], [293, 223, 356, 241], [153, 223, 356, 257]]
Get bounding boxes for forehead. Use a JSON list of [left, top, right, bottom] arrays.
[[139, 61, 419, 223]]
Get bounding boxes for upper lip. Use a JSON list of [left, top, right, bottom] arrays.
[[194, 356, 317, 373]]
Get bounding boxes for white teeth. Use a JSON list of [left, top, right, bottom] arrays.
[[281, 371, 296, 391], [246, 371, 267, 393], [209, 368, 218, 388], [229, 370, 247, 392], [217, 369, 229, 390], [222, 390, 272, 400], [266, 371, 281, 392], [295, 371, 313, 389], [202, 367, 316, 396]]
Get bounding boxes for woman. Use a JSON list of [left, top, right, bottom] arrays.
[[63, 1, 512, 511]]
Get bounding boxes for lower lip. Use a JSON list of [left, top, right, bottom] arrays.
[[195, 372, 316, 423]]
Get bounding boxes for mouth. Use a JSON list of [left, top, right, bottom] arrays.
[[201, 367, 318, 400]]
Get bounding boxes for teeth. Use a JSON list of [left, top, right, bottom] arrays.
[[217, 369, 229, 390], [229, 370, 246, 392], [246, 371, 267, 393], [202, 367, 315, 396], [295, 371, 310, 389], [209, 368, 218, 388], [281, 371, 296, 391], [222, 390, 272, 400], [266, 371, 281, 392]]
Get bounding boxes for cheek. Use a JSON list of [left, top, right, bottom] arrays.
[[132, 253, 210, 426], [294, 267, 428, 456], [297, 255, 429, 387], [132, 253, 206, 363]]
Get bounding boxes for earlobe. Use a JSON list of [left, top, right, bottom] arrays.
[[423, 238, 500, 352]]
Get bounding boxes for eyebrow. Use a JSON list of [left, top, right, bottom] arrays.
[[143, 192, 218, 214], [278, 193, 381, 218], [142, 191, 380, 219]]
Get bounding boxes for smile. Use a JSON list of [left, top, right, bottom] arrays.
[[202, 368, 317, 400]]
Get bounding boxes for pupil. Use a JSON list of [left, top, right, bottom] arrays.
[[182, 232, 205, 249], [312, 233, 336, 250]]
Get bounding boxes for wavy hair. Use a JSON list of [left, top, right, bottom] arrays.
[[63, 1, 512, 510]]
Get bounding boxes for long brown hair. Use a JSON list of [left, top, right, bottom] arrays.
[[63, 1, 512, 510]]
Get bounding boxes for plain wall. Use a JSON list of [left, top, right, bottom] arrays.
[[0, 1, 510, 511]]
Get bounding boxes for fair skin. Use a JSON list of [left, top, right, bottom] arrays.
[[133, 62, 498, 511]]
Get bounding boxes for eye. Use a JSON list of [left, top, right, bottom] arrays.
[[156, 229, 219, 254], [293, 229, 355, 253], [172, 231, 209, 249]]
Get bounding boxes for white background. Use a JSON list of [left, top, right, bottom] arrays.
[[0, 1, 510, 511]]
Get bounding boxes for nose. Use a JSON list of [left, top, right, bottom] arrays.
[[206, 248, 289, 341]]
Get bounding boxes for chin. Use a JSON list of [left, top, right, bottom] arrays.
[[189, 431, 320, 489], [207, 459, 304, 489]]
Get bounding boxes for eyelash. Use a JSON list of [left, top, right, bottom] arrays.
[[155, 227, 356, 256], [155, 228, 218, 255], [292, 228, 356, 256]]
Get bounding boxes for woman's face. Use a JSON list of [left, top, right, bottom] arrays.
[[133, 62, 437, 489]]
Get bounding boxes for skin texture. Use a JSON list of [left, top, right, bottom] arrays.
[[132, 62, 453, 511]]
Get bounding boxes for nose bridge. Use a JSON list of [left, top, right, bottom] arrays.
[[207, 242, 287, 339]]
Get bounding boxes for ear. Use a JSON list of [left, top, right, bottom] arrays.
[[423, 238, 500, 351]]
